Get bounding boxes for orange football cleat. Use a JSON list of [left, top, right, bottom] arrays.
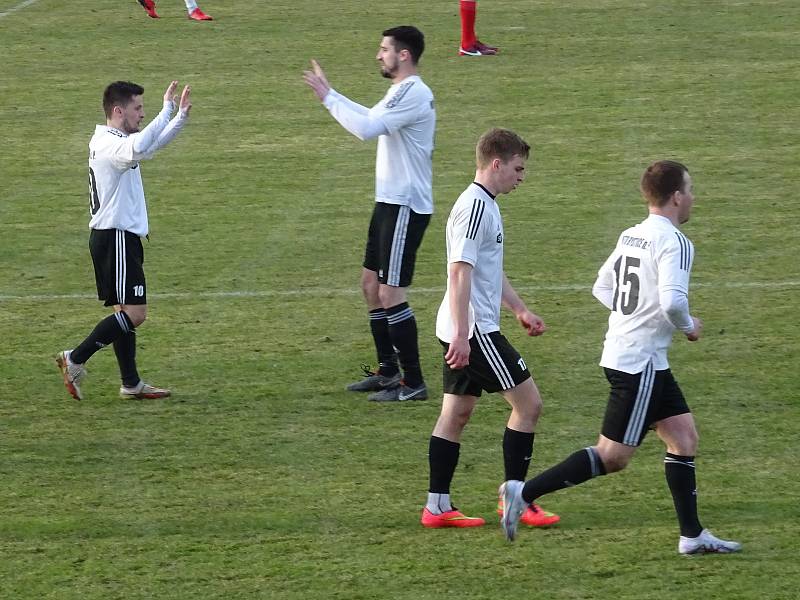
[[421, 507, 485, 528], [497, 499, 560, 527]]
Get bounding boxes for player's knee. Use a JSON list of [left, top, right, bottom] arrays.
[[378, 285, 405, 308], [122, 306, 147, 327], [361, 276, 380, 305], [441, 406, 473, 431], [677, 428, 699, 455], [515, 398, 541, 427], [597, 449, 631, 473]]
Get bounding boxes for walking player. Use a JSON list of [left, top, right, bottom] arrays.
[[501, 161, 741, 555], [422, 129, 559, 528], [56, 80, 192, 400]]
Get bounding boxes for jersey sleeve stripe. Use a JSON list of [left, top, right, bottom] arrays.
[[466, 199, 484, 240], [384, 80, 415, 109], [675, 232, 691, 271]]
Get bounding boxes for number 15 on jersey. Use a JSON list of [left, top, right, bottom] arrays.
[[612, 256, 640, 315]]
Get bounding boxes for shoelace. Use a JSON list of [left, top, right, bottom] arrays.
[[358, 363, 376, 378]]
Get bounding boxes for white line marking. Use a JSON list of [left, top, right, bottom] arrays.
[[0, 281, 798, 302], [0, 0, 41, 19]]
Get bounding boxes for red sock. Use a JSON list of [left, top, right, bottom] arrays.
[[460, 0, 477, 49]]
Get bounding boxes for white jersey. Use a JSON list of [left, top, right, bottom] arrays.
[[594, 214, 695, 373], [436, 183, 504, 342], [370, 75, 436, 214], [88, 100, 187, 237]]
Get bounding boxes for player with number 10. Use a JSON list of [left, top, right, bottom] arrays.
[[56, 80, 192, 401]]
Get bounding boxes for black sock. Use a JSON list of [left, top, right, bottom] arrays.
[[369, 309, 398, 376], [71, 312, 134, 364], [664, 453, 703, 538], [503, 428, 534, 481], [429, 436, 460, 494], [113, 330, 140, 388], [386, 302, 423, 388], [522, 447, 606, 503]]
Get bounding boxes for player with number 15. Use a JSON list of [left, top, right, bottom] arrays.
[[500, 161, 742, 555]]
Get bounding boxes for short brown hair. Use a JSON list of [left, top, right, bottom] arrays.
[[640, 160, 689, 207], [476, 128, 530, 169]]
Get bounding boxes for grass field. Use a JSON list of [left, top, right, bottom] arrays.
[[1, 0, 799, 598]]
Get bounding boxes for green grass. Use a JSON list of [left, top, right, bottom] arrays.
[[1, 0, 799, 598]]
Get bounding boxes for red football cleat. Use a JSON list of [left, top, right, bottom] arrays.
[[421, 507, 485, 528], [476, 40, 499, 53], [188, 7, 213, 21], [459, 44, 497, 57], [497, 499, 560, 527], [137, 0, 160, 18]]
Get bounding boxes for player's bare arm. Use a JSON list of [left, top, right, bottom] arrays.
[[501, 273, 546, 336], [445, 261, 473, 369], [303, 60, 331, 101]]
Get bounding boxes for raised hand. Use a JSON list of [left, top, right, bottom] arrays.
[[163, 80, 179, 103], [303, 59, 332, 101], [179, 85, 192, 115]]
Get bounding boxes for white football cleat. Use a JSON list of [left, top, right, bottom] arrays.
[[56, 350, 87, 400], [499, 480, 528, 541], [120, 381, 171, 400], [679, 529, 742, 555]]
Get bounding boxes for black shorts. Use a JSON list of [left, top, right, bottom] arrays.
[[601, 363, 691, 447], [441, 330, 531, 397], [363, 202, 430, 287], [89, 228, 147, 307]]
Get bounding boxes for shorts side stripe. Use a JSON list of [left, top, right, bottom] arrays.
[[623, 361, 655, 445], [476, 333, 514, 390], [387, 206, 410, 286], [116, 230, 126, 305]]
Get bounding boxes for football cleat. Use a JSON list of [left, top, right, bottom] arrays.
[[499, 480, 527, 541], [497, 498, 560, 527], [421, 507, 485, 528], [137, 0, 160, 18], [678, 529, 742, 555], [56, 350, 87, 401], [368, 382, 428, 402], [188, 7, 213, 20], [459, 44, 497, 56], [346, 365, 401, 392], [475, 40, 499, 53], [120, 381, 171, 400]]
